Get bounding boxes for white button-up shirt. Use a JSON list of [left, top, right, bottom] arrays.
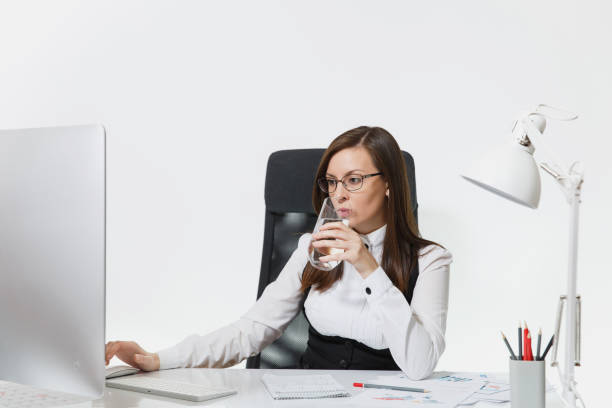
[[157, 224, 452, 380]]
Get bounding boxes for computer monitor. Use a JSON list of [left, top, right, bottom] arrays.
[[0, 124, 106, 399]]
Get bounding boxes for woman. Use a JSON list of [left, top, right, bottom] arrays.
[[105, 126, 452, 380]]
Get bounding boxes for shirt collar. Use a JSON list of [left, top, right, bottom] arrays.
[[358, 223, 387, 250]]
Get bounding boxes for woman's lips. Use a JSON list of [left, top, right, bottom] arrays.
[[337, 209, 351, 217]]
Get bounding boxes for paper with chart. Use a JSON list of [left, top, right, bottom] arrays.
[[347, 389, 461, 407], [451, 372, 554, 406], [348, 372, 487, 407]]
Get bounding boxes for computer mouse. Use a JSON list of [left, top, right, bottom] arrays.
[[105, 365, 141, 379]]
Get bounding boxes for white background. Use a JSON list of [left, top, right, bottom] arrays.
[[1, 0, 610, 404]]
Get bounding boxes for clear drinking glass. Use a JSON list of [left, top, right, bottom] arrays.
[[308, 197, 351, 271]]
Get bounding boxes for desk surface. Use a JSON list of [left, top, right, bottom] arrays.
[[87, 368, 563, 407]]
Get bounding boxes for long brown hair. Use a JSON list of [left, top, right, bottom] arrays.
[[300, 126, 441, 294]]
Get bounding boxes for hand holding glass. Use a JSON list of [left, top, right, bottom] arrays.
[[308, 197, 351, 271]]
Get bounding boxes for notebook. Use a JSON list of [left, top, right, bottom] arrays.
[[261, 374, 350, 400]]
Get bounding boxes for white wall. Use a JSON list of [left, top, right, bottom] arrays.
[[1, 0, 610, 404]]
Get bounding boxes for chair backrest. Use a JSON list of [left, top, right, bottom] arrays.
[[246, 148, 418, 369]]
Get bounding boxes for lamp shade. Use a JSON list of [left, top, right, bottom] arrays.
[[461, 141, 541, 209]]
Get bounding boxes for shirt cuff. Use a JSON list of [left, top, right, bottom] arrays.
[[156, 345, 181, 370], [361, 265, 393, 303]]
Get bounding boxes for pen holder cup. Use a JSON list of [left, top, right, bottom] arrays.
[[509, 359, 545, 408]]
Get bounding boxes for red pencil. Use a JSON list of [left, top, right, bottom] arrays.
[[526, 332, 534, 360], [523, 321, 529, 360]]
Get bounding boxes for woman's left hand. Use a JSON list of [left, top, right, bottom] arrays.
[[312, 221, 379, 278]]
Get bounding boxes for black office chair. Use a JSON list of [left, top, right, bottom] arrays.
[[246, 148, 418, 369]]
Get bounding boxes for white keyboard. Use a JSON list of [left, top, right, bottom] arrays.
[[0, 380, 90, 408], [105, 375, 237, 402]]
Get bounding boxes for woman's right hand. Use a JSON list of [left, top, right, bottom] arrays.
[[105, 341, 160, 371]]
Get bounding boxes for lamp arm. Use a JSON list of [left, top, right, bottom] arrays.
[[539, 161, 584, 204]]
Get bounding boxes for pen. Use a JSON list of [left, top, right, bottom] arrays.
[[501, 331, 517, 360], [518, 322, 523, 361], [539, 334, 555, 361], [536, 328, 542, 360], [353, 383, 428, 393]]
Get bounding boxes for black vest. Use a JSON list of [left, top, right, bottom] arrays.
[[299, 259, 419, 370]]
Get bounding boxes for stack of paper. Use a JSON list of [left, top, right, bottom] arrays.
[[351, 371, 553, 407], [261, 374, 350, 400], [349, 372, 487, 408]]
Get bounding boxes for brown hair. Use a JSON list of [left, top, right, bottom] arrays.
[[300, 126, 441, 295]]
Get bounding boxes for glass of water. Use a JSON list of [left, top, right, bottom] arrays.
[[308, 197, 351, 271]]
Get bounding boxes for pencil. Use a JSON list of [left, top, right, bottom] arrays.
[[501, 331, 517, 360], [523, 321, 529, 360], [539, 334, 555, 361], [518, 322, 523, 361], [353, 383, 428, 393], [536, 328, 542, 360], [526, 332, 533, 360]]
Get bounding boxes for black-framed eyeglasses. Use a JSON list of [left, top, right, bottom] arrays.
[[317, 172, 383, 193]]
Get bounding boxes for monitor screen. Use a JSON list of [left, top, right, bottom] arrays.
[[0, 124, 106, 399]]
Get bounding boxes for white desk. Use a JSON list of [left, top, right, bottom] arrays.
[[85, 368, 565, 407]]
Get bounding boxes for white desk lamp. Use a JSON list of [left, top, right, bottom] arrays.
[[461, 104, 584, 408]]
